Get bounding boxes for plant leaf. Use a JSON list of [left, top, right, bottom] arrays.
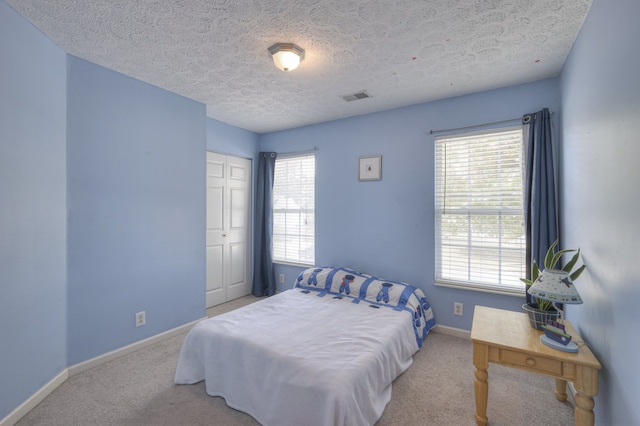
[[562, 249, 581, 273], [543, 240, 558, 269], [550, 249, 576, 270], [537, 298, 554, 311], [570, 264, 586, 281]]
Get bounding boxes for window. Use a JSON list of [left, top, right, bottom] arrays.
[[273, 154, 315, 265], [434, 127, 525, 294]]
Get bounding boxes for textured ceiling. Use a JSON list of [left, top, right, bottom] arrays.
[[7, 0, 591, 134]]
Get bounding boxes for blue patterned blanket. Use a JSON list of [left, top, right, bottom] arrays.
[[295, 266, 436, 347]]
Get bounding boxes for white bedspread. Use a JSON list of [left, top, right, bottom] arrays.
[[175, 288, 421, 426]]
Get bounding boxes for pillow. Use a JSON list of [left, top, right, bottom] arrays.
[[295, 266, 436, 347], [296, 266, 426, 309], [295, 267, 333, 291]]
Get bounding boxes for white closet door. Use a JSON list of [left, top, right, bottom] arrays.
[[206, 152, 252, 308]]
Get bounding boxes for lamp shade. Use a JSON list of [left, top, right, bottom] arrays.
[[268, 43, 305, 72], [527, 269, 583, 304]]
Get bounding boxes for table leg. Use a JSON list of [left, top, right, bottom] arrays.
[[555, 379, 567, 402], [574, 365, 598, 426], [473, 343, 489, 426]]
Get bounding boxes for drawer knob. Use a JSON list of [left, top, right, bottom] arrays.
[[526, 358, 536, 367]]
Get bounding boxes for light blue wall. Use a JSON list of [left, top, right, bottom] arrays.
[[206, 117, 259, 158], [66, 56, 206, 364], [5, 0, 637, 422], [0, 0, 67, 420], [560, 0, 640, 424], [261, 79, 561, 329]]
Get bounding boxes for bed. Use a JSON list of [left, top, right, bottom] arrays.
[[174, 266, 436, 426]]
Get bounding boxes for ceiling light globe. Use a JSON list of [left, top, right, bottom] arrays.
[[273, 51, 300, 72], [268, 43, 305, 72]]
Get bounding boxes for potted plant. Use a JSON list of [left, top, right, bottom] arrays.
[[521, 240, 586, 329]]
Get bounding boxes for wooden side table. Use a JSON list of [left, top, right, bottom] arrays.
[[470, 306, 601, 426]]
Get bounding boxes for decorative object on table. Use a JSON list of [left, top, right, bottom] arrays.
[[521, 240, 586, 330], [542, 320, 573, 345], [358, 155, 382, 181], [527, 268, 583, 352], [521, 302, 560, 331]]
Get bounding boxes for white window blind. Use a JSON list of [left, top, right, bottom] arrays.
[[435, 127, 525, 294], [273, 154, 315, 265]]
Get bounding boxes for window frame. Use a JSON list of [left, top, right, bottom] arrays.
[[434, 126, 526, 296], [272, 153, 315, 267]]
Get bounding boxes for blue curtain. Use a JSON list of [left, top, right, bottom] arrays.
[[252, 152, 277, 297], [523, 108, 558, 304]]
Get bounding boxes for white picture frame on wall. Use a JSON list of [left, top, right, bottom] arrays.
[[358, 155, 382, 181]]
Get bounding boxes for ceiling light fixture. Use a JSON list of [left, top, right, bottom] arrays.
[[268, 43, 305, 72]]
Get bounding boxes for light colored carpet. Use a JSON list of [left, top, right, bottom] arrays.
[[16, 295, 575, 425]]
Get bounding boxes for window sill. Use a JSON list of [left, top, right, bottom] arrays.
[[274, 260, 315, 268], [435, 280, 525, 297]]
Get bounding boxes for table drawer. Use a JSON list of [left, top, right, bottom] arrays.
[[499, 349, 563, 376]]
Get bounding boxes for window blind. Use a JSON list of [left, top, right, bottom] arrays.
[[273, 154, 315, 265], [435, 127, 525, 293]]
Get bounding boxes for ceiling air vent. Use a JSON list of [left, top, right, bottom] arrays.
[[340, 91, 371, 102]]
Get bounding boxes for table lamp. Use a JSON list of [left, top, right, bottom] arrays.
[[527, 269, 583, 352]]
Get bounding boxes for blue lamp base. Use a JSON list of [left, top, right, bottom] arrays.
[[540, 335, 579, 352]]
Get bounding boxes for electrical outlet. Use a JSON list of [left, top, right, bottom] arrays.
[[279, 273, 285, 283], [136, 311, 146, 327], [454, 302, 463, 316]]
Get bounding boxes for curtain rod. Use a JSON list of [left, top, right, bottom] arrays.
[[427, 112, 554, 135], [428, 117, 521, 135], [277, 146, 319, 156]]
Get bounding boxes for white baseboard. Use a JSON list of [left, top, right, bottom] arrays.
[[432, 324, 471, 340], [0, 369, 68, 426], [68, 317, 203, 377], [1, 318, 204, 426]]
